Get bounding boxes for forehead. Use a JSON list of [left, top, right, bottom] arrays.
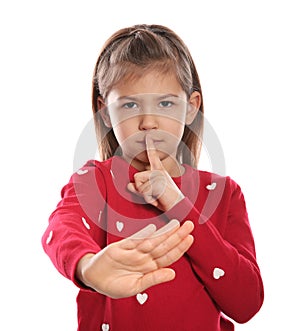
[[106, 71, 186, 103]]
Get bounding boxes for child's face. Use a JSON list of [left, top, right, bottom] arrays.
[[100, 71, 200, 170]]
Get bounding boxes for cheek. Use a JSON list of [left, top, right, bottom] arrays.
[[112, 127, 125, 143], [112, 120, 136, 143], [163, 121, 185, 140]]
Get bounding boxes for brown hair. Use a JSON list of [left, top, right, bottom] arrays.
[[92, 24, 204, 168]]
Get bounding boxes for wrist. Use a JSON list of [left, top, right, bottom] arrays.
[[76, 253, 95, 286], [165, 191, 185, 211], [164, 196, 194, 222]]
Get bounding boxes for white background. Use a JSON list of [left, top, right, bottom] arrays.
[[1, 0, 299, 330]]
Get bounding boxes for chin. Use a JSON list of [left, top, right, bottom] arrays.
[[134, 151, 153, 164]]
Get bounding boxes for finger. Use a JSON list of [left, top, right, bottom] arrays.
[[127, 173, 151, 195], [138, 268, 176, 293], [132, 180, 157, 204], [154, 234, 194, 268], [132, 176, 152, 194], [146, 134, 163, 170], [133, 171, 151, 186], [127, 181, 159, 207], [129, 171, 153, 191], [136, 219, 180, 253], [119, 223, 157, 249], [149, 220, 194, 259], [151, 219, 180, 237], [127, 182, 140, 195]]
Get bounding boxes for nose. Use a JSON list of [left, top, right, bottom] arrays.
[[139, 114, 158, 131]]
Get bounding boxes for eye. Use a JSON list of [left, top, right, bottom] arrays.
[[159, 100, 173, 108], [123, 102, 138, 109]]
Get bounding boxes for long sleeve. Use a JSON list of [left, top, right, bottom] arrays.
[[165, 175, 264, 323], [41, 161, 107, 287]]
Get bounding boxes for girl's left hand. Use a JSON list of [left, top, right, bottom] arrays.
[[127, 135, 184, 212]]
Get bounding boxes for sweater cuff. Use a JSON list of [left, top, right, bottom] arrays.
[[68, 246, 100, 291]]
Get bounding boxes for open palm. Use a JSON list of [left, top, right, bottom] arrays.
[[77, 219, 194, 299]]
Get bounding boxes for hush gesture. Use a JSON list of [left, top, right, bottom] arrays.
[[127, 134, 185, 211]]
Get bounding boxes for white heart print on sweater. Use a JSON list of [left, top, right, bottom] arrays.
[[116, 221, 124, 232], [213, 267, 225, 280], [77, 169, 88, 175], [82, 217, 90, 230], [102, 323, 109, 331], [136, 293, 148, 305], [46, 230, 53, 245], [206, 182, 217, 190]]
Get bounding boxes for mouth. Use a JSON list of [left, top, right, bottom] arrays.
[[136, 139, 164, 145]]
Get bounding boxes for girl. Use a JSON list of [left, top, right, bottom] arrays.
[[42, 24, 264, 330]]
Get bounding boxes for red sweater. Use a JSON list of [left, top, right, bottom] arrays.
[[42, 156, 264, 331]]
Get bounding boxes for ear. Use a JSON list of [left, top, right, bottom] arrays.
[[97, 97, 112, 128], [185, 91, 202, 125]]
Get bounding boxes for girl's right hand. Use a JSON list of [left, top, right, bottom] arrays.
[[76, 219, 194, 299]]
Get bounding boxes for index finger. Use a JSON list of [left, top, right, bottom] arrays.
[[145, 134, 163, 170], [119, 219, 180, 250], [118, 223, 157, 250]]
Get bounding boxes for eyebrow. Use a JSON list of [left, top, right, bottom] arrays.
[[157, 94, 181, 100], [116, 94, 181, 102], [116, 95, 139, 102]]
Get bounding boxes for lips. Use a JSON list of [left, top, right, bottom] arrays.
[[136, 139, 164, 144], [132, 131, 171, 148], [136, 134, 164, 144]]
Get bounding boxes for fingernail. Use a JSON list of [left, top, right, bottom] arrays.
[[169, 219, 180, 227]]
